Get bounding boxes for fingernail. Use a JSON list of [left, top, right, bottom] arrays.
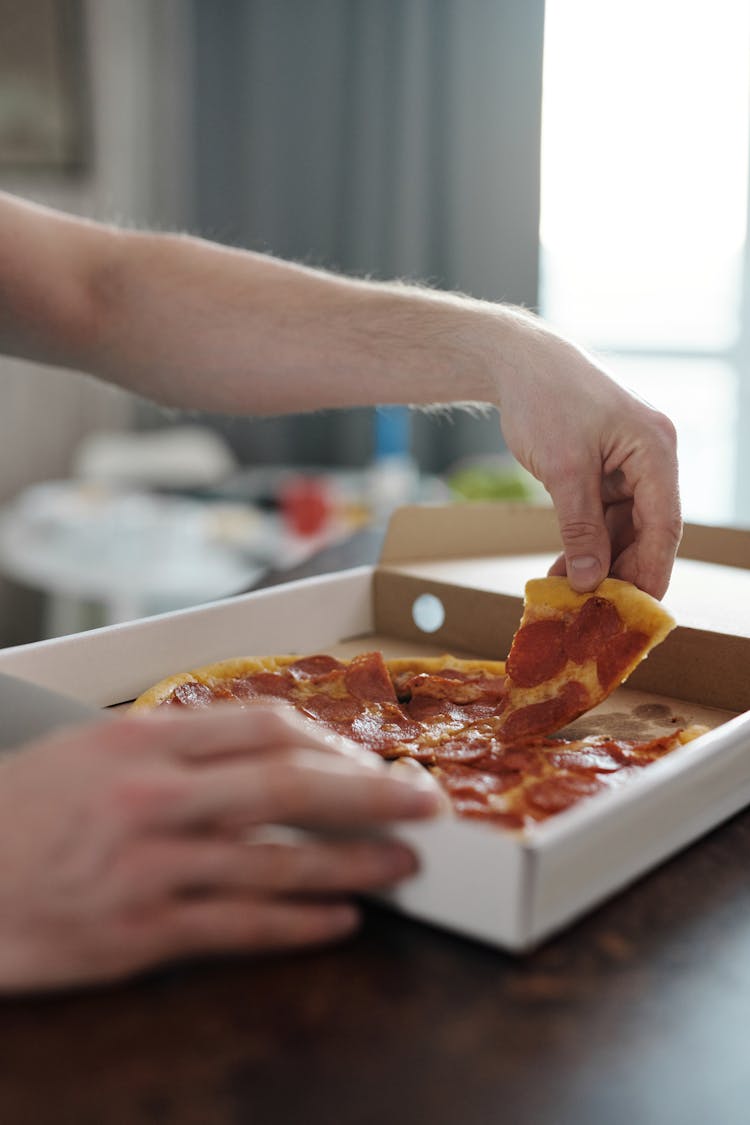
[[390, 758, 453, 813], [568, 555, 602, 588], [391, 777, 442, 816]]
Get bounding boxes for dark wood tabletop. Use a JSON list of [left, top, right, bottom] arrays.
[[2, 817, 750, 1125], [2, 528, 750, 1125]]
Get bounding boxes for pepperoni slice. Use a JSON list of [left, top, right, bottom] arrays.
[[459, 700, 507, 722], [547, 744, 624, 773], [596, 630, 649, 690], [392, 668, 474, 700], [299, 692, 361, 723], [620, 732, 684, 765], [506, 619, 567, 688], [231, 672, 295, 700], [432, 730, 500, 764], [407, 694, 503, 730], [495, 745, 545, 774], [525, 773, 603, 813], [409, 672, 507, 704], [592, 738, 633, 764], [349, 703, 422, 752], [499, 680, 589, 742], [437, 764, 521, 797], [344, 652, 397, 702], [564, 596, 622, 663], [289, 654, 344, 679], [406, 695, 463, 724], [165, 680, 215, 707], [472, 737, 561, 775]]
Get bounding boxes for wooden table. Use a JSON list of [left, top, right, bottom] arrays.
[[2, 821, 750, 1125], [2, 529, 750, 1124]]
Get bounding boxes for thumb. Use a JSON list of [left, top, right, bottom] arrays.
[[548, 474, 611, 593]]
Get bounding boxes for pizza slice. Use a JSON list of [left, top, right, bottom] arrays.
[[495, 576, 676, 742]]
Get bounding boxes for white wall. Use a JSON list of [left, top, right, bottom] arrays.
[[0, 0, 192, 639]]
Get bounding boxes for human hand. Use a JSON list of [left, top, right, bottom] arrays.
[[0, 705, 439, 992], [497, 315, 682, 598]]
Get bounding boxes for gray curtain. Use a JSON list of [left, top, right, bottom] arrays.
[[157, 0, 545, 473]]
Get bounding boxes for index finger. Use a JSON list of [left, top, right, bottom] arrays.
[[114, 704, 381, 769], [168, 750, 442, 831]]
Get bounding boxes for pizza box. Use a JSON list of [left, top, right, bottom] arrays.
[[1, 502, 750, 952]]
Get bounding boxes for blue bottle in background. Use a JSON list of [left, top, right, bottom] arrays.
[[368, 405, 419, 520]]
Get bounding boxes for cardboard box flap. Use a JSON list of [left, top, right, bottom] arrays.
[[380, 503, 750, 571], [379, 503, 560, 564], [378, 505, 750, 637], [373, 571, 523, 661], [628, 625, 750, 712], [680, 521, 750, 570]]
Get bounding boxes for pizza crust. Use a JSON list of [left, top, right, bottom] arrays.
[[129, 671, 201, 712], [523, 576, 675, 647], [129, 655, 302, 711], [386, 654, 506, 680], [131, 653, 508, 712]]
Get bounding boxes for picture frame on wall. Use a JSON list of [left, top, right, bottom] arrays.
[[0, 0, 89, 171]]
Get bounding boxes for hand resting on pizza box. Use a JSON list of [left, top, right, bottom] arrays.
[[0, 704, 440, 992]]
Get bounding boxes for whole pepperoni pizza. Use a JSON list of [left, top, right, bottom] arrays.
[[131, 577, 706, 831]]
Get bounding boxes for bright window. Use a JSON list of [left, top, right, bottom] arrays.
[[540, 0, 750, 524]]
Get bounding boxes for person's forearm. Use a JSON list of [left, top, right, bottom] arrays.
[[85, 230, 533, 415], [91, 235, 681, 597], [0, 192, 570, 419], [0, 193, 682, 597]]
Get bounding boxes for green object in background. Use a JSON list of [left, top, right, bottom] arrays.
[[448, 464, 536, 502]]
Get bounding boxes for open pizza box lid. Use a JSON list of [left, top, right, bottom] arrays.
[[377, 501, 750, 638], [1, 502, 749, 951]]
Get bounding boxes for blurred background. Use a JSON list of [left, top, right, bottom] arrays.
[[0, 0, 747, 644]]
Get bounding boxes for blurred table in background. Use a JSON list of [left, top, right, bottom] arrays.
[[0, 473, 396, 638], [254, 520, 387, 590], [0, 420, 545, 641]]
